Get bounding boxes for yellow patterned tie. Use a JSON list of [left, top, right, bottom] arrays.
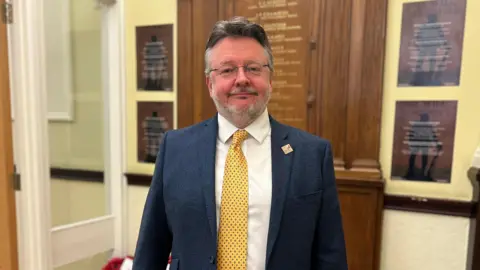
[[217, 129, 249, 269]]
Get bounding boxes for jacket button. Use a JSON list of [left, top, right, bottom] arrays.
[[209, 256, 215, 264]]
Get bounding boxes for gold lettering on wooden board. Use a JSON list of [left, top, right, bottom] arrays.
[[233, 0, 308, 130]]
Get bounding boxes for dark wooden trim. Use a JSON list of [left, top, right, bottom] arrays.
[[177, 0, 194, 129], [468, 166, 480, 193], [469, 167, 480, 270], [124, 171, 386, 188], [48, 168, 152, 186], [50, 167, 104, 183], [123, 172, 478, 222], [384, 194, 477, 218], [125, 173, 153, 187], [336, 176, 384, 188]]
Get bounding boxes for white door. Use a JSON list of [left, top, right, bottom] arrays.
[[8, 0, 127, 269]]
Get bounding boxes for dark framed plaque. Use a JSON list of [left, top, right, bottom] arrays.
[[391, 100, 458, 183], [137, 102, 174, 163], [397, 0, 466, 87], [136, 24, 174, 91]]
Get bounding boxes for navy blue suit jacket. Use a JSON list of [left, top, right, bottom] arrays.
[[133, 115, 348, 270]]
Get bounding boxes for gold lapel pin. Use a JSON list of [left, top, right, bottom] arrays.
[[282, 144, 293, 154]]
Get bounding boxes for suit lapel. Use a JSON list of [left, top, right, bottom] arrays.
[[194, 114, 293, 261], [266, 117, 293, 266], [195, 116, 218, 243]]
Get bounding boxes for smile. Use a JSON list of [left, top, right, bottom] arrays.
[[229, 93, 258, 97]]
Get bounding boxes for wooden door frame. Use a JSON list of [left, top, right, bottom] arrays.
[[0, 0, 19, 268]]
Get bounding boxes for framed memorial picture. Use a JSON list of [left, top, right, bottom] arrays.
[[136, 24, 174, 91], [137, 102, 174, 163], [397, 0, 466, 87], [390, 100, 458, 183]]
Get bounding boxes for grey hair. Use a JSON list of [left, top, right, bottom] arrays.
[[204, 16, 274, 75]]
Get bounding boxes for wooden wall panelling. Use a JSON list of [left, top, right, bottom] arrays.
[[218, 0, 234, 19], [299, 0, 316, 134], [178, 0, 223, 128], [186, 0, 220, 125], [344, 0, 365, 172], [298, 0, 316, 134], [316, 0, 351, 169], [373, 185, 384, 270], [197, 0, 221, 122], [227, 0, 314, 132], [177, 0, 194, 128], [337, 182, 383, 270], [306, 0, 323, 137], [178, 0, 206, 129], [178, 1, 388, 174], [356, 0, 387, 170], [345, 0, 387, 175]]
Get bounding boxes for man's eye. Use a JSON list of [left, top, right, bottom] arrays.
[[247, 67, 261, 72], [220, 68, 234, 74]]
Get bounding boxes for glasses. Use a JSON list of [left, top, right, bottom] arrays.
[[210, 63, 270, 78]]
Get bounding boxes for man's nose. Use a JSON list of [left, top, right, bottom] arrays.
[[234, 67, 250, 87]]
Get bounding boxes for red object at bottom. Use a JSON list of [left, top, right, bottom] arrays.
[[102, 256, 134, 270], [102, 255, 171, 269]]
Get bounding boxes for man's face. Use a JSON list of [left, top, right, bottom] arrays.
[[205, 37, 272, 125]]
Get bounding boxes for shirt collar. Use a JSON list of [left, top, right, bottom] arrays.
[[218, 108, 271, 144]]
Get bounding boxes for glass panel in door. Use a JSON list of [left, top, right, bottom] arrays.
[[42, 0, 120, 268], [44, 0, 107, 227]]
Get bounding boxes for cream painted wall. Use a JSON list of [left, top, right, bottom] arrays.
[[378, 0, 480, 269], [125, 0, 177, 174], [124, 0, 177, 257], [380, 211, 473, 270], [380, 0, 480, 201]]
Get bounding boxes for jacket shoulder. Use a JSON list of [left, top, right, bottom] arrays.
[[280, 122, 331, 149], [164, 117, 214, 140]]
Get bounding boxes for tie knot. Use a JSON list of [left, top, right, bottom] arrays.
[[232, 130, 248, 146]]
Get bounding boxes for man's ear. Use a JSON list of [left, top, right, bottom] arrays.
[[269, 73, 273, 92], [206, 75, 213, 95]]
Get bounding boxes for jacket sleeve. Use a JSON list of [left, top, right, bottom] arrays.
[[312, 141, 348, 270], [133, 132, 172, 270]]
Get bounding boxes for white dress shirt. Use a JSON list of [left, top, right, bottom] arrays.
[[215, 108, 272, 270]]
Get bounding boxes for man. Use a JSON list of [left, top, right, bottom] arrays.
[[133, 17, 348, 270]]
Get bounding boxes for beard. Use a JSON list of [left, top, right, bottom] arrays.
[[211, 86, 271, 128]]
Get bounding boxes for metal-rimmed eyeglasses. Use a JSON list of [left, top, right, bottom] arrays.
[[209, 63, 270, 78]]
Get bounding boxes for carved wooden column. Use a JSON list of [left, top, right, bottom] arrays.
[[314, 0, 387, 180]]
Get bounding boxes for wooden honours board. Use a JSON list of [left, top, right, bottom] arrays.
[[178, 0, 387, 173], [226, 0, 312, 130]]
